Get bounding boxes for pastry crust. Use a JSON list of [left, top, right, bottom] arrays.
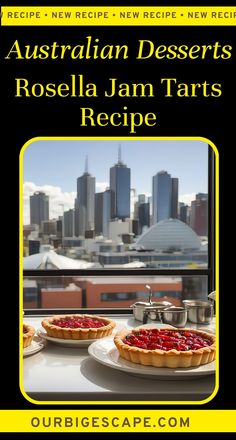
[[114, 327, 216, 368], [42, 314, 116, 340], [23, 323, 35, 348]]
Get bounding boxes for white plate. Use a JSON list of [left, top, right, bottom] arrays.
[[88, 337, 215, 380], [36, 327, 100, 347], [23, 335, 46, 357], [36, 325, 123, 348]]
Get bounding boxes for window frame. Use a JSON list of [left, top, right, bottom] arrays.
[[23, 146, 215, 315]]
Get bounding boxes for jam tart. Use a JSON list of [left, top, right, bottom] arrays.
[[42, 314, 116, 340], [114, 327, 216, 368], [23, 323, 35, 348]]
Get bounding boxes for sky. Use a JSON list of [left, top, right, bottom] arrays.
[[23, 139, 209, 224]]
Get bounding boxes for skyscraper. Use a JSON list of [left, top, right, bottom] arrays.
[[102, 189, 111, 238], [110, 146, 131, 219], [95, 190, 111, 237], [30, 191, 49, 227], [56, 218, 63, 238], [190, 193, 208, 236], [138, 202, 150, 234], [152, 171, 172, 223], [63, 209, 75, 237], [95, 192, 103, 235], [179, 203, 189, 224], [133, 194, 150, 235], [74, 198, 80, 237], [171, 177, 179, 219], [77, 157, 95, 237], [152, 171, 179, 224]]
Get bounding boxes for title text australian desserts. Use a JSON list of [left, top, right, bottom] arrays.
[[5, 36, 232, 60]]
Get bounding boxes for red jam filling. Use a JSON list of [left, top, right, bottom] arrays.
[[124, 329, 212, 351], [53, 316, 105, 329], [23, 326, 28, 334]]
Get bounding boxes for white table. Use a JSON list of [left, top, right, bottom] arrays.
[[23, 315, 216, 402]]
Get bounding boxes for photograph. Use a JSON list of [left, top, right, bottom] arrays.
[[22, 138, 216, 403]]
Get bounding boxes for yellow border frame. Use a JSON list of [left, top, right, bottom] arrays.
[[19, 136, 219, 406]]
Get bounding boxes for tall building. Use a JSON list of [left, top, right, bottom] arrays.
[[102, 190, 111, 238], [190, 193, 208, 236], [171, 177, 179, 219], [74, 209, 80, 237], [133, 194, 150, 235], [110, 146, 131, 219], [138, 202, 150, 234], [30, 191, 49, 228], [63, 209, 74, 237], [74, 198, 79, 237], [77, 157, 95, 237], [152, 171, 172, 223], [152, 171, 179, 224], [95, 193, 103, 235], [134, 194, 145, 222], [56, 218, 63, 238], [95, 190, 111, 238], [179, 203, 189, 224]]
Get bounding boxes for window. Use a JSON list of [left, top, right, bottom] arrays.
[[23, 275, 209, 310], [22, 139, 215, 310]]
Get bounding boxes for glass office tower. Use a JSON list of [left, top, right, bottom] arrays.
[[77, 157, 95, 237], [30, 191, 49, 227], [110, 148, 131, 220], [152, 171, 172, 223]]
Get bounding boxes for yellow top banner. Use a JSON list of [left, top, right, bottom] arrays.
[[1, 7, 236, 26]]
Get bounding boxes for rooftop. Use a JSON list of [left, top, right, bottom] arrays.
[[136, 218, 201, 252]]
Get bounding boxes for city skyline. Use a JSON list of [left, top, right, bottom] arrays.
[[23, 140, 208, 224]]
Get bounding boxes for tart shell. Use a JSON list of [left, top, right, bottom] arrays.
[[114, 327, 216, 368], [23, 324, 35, 348], [42, 314, 116, 340]]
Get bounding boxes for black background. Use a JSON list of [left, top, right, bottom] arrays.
[[0, 1, 235, 412]]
